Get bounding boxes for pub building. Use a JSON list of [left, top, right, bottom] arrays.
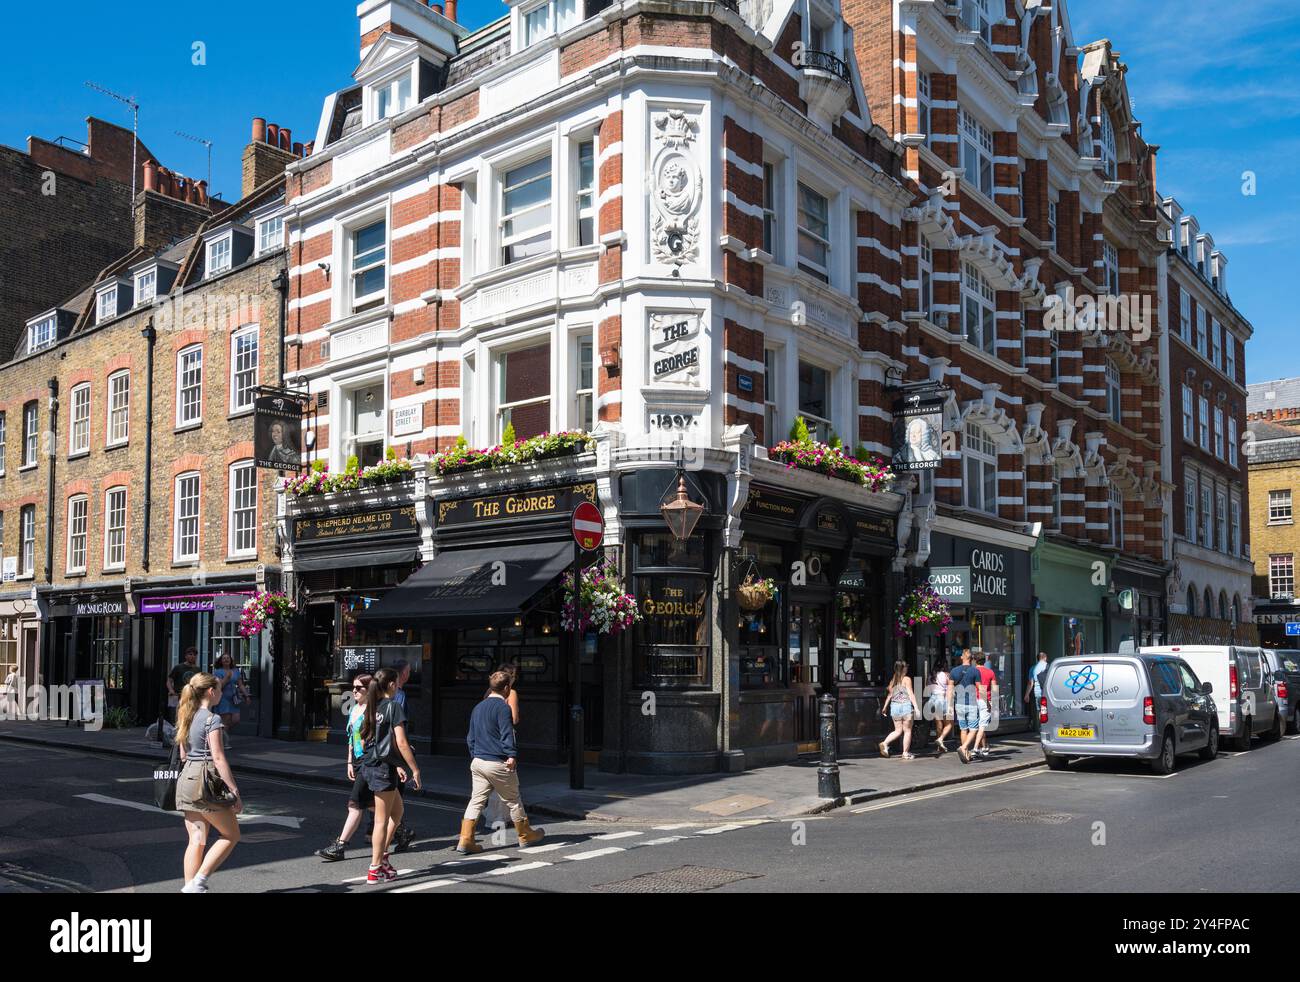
[[281, 432, 908, 774], [42, 588, 129, 711], [920, 523, 1035, 731]]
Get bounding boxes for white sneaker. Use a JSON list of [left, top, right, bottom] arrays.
[[181, 880, 208, 893]]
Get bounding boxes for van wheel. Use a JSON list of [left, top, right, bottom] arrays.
[[1199, 724, 1219, 760], [1044, 753, 1068, 771], [1150, 732, 1175, 775], [1235, 720, 1253, 751]]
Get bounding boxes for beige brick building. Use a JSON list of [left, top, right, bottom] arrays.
[[1247, 395, 1300, 647]]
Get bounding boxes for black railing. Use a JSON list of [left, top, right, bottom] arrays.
[[801, 49, 850, 83]]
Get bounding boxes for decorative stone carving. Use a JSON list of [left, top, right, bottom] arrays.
[[650, 109, 703, 267]]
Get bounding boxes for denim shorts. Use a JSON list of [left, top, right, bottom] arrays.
[[360, 762, 399, 794], [977, 700, 992, 728], [955, 702, 979, 731], [889, 701, 913, 720]]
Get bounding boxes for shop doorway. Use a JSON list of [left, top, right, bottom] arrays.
[[789, 601, 831, 749]]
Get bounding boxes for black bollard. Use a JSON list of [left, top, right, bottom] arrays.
[[817, 692, 841, 799]]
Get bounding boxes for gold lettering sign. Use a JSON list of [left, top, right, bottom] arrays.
[[296, 506, 418, 542], [439, 483, 596, 528]]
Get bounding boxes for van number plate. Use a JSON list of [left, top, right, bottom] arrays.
[[1057, 726, 1096, 739]]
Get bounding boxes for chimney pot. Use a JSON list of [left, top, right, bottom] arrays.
[[293, 142, 304, 157], [143, 159, 158, 193], [196, 180, 209, 207], [431, 2, 444, 13], [280, 127, 292, 150], [304, 141, 314, 157], [252, 117, 267, 143], [267, 123, 280, 146], [445, 0, 457, 21]]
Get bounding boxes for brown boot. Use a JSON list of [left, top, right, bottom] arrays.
[[455, 818, 482, 854], [515, 817, 545, 847]]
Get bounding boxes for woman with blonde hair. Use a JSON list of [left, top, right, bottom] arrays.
[[174, 672, 242, 893]]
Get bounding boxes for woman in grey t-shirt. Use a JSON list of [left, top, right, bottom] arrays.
[[174, 672, 242, 894]]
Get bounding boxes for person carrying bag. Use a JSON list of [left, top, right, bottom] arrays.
[[153, 743, 182, 811]]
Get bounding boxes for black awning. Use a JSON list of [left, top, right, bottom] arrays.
[[292, 544, 421, 572], [356, 540, 572, 626]]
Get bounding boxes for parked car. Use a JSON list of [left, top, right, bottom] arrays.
[[1142, 645, 1283, 749], [1261, 649, 1299, 734], [1040, 653, 1217, 774]]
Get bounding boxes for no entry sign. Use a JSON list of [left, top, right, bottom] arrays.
[[571, 502, 605, 551]]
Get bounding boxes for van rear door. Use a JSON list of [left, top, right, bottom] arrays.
[[1047, 658, 1104, 745], [1099, 658, 1147, 746], [1173, 648, 1232, 735]]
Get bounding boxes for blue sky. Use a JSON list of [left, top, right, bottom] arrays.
[[1, 1, 1292, 383]]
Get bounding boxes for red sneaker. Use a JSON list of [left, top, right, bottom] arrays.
[[367, 865, 396, 884]]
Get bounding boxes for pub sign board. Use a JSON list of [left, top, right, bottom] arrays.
[[891, 393, 945, 472], [254, 395, 306, 470], [437, 483, 598, 529], [295, 506, 419, 543]]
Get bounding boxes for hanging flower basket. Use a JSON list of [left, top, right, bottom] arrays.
[[893, 583, 952, 639], [240, 591, 296, 638], [562, 559, 641, 636], [737, 574, 777, 612]]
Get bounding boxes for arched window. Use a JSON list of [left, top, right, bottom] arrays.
[[1232, 595, 1241, 625], [1219, 591, 1229, 621], [963, 422, 999, 516], [1186, 586, 1197, 617], [1204, 587, 1214, 619]]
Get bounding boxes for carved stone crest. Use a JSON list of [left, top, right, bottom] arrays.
[[650, 109, 703, 266]]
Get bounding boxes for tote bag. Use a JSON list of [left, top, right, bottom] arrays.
[[153, 743, 182, 811]]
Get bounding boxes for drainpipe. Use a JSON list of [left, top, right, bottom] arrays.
[[272, 267, 288, 382], [140, 320, 156, 572], [44, 378, 59, 584]]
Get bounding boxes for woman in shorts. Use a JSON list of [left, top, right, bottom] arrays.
[[878, 660, 921, 760], [928, 657, 953, 754], [359, 668, 421, 884], [316, 674, 389, 862], [174, 672, 242, 893]]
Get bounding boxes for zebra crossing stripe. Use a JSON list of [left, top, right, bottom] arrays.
[[485, 861, 551, 876], [563, 847, 626, 861], [694, 824, 745, 835], [592, 830, 643, 841]]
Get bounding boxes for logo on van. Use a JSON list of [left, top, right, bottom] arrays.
[[1066, 664, 1100, 695]]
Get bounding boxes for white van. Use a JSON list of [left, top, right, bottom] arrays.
[[1142, 645, 1283, 749]]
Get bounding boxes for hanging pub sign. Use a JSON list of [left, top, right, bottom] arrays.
[[254, 393, 307, 470], [891, 392, 945, 471]]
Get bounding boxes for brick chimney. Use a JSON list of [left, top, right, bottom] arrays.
[[241, 117, 299, 199], [134, 179, 212, 252]]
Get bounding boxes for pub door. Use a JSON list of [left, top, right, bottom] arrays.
[[788, 600, 832, 751]]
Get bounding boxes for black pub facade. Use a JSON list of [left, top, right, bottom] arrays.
[[280, 431, 911, 774]]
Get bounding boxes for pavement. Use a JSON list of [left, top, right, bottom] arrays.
[[0, 719, 1045, 823]]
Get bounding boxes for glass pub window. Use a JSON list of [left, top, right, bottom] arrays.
[[634, 532, 710, 688], [738, 540, 784, 689], [92, 616, 125, 689]]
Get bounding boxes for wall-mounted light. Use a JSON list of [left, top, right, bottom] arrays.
[[317, 261, 331, 279]]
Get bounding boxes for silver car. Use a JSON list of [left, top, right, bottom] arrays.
[[1040, 653, 1218, 774]]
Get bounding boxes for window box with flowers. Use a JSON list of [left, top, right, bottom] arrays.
[[280, 451, 415, 497], [769, 418, 894, 491], [432, 430, 595, 478]]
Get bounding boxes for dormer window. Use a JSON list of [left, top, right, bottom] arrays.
[[374, 71, 413, 122], [135, 267, 157, 306], [207, 235, 233, 277], [522, 0, 578, 48], [27, 315, 56, 353], [97, 288, 118, 324], [257, 215, 284, 255]]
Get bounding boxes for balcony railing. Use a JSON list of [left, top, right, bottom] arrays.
[[800, 49, 850, 83]]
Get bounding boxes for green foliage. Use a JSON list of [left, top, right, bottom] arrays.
[[311, 459, 327, 474], [789, 416, 811, 443], [502, 421, 517, 446], [345, 454, 359, 475], [385, 446, 397, 461], [454, 434, 468, 450], [830, 432, 843, 451], [103, 707, 139, 730]]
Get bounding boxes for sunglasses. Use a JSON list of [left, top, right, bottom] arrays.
[[352, 685, 365, 692]]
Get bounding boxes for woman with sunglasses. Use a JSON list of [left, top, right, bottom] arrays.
[[315, 674, 397, 862]]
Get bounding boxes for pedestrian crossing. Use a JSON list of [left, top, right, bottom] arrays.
[[361, 821, 769, 893]]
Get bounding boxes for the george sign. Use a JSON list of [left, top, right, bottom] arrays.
[[437, 483, 597, 528], [648, 312, 701, 385], [892, 392, 945, 472], [572, 502, 605, 551], [254, 394, 306, 470], [212, 594, 245, 625], [295, 506, 418, 543], [927, 566, 972, 604]]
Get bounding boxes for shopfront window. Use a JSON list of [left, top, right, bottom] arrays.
[[835, 559, 874, 684], [450, 601, 562, 686], [633, 531, 711, 688], [0, 617, 18, 686], [738, 540, 784, 689], [212, 621, 260, 698], [91, 615, 125, 690]]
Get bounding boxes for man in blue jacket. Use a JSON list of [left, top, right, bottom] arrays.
[[455, 670, 545, 854]]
